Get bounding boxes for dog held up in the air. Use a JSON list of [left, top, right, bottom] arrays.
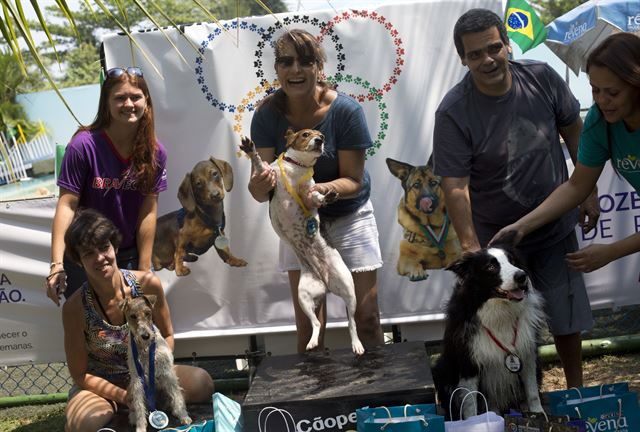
[[240, 129, 365, 355]]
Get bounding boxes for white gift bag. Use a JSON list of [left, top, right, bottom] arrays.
[[257, 406, 296, 432], [444, 389, 504, 432]]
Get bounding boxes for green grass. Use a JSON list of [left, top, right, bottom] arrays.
[[0, 403, 65, 432]]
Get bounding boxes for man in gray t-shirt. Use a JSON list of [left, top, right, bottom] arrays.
[[432, 9, 599, 389]]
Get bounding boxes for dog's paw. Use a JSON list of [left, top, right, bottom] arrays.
[[239, 136, 255, 154], [176, 266, 191, 276], [352, 340, 365, 356], [322, 189, 339, 205], [227, 256, 248, 267], [306, 339, 319, 351], [397, 261, 429, 281], [179, 416, 193, 426]]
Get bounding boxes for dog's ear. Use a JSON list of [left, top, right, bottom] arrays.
[[385, 158, 414, 182], [210, 157, 234, 192], [143, 294, 157, 309], [444, 252, 474, 276], [284, 128, 296, 148], [178, 173, 197, 212]]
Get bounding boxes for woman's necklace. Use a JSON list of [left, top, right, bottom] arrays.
[[92, 273, 127, 325]]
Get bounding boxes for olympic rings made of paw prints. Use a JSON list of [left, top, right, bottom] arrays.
[[326, 73, 389, 158], [232, 80, 280, 135], [319, 10, 404, 101], [195, 20, 267, 113], [253, 15, 346, 88]]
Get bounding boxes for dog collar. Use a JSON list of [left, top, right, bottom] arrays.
[[283, 155, 313, 168]]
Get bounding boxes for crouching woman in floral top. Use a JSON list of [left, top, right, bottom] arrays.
[[62, 209, 213, 432]]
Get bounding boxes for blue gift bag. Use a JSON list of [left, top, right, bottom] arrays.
[[547, 383, 630, 415], [213, 392, 242, 432], [357, 404, 443, 432], [551, 389, 640, 432]]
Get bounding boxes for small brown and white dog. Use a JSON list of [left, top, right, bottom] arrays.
[[240, 129, 365, 355], [120, 295, 191, 431]]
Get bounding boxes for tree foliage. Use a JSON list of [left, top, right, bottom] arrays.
[[531, 0, 589, 25], [13, 0, 288, 92], [0, 49, 39, 136]]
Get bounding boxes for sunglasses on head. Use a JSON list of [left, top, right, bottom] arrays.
[[105, 67, 144, 79], [275, 55, 316, 68]]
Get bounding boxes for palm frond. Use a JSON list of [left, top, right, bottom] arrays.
[[27, 0, 62, 64], [53, 0, 81, 31], [146, 0, 215, 59], [130, 0, 191, 67], [92, 0, 164, 79], [2, 2, 26, 73], [1, 0, 288, 124], [3, 1, 81, 124]]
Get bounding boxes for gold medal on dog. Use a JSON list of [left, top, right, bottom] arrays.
[[149, 410, 169, 429], [505, 354, 522, 373]]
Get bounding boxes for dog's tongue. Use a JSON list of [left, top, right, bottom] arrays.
[[507, 289, 525, 301], [419, 197, 433, 212]]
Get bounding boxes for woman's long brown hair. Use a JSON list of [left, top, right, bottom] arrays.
[[76, 72, 158, 193]]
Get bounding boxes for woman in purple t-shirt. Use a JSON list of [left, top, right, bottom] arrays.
[[46, 67, 168, 305]]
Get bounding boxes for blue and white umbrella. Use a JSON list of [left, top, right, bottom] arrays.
[[545, 0, 640, 75]]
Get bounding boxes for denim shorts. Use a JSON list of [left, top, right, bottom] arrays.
[[278, 200, 383, 273]]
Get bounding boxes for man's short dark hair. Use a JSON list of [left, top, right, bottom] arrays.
[[453, 8, 509, 58], [64, 209, 122, 265]]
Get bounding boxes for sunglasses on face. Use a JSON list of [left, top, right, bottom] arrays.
[[275, 55, 316, 68], [105, 67, 144, 79]]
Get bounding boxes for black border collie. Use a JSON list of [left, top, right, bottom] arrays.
[[433, 246, 545, 420]]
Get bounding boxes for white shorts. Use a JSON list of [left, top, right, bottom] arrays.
[[278, 199, 383, 273]]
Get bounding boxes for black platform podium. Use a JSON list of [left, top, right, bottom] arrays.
[[242, 341, 435, 432]]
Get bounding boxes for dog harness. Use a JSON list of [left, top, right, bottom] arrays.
[[82, 269, 142, 383], [176, 207, 227, 253]]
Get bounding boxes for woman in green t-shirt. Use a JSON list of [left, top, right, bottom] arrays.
[[491, 33, 640, 273]]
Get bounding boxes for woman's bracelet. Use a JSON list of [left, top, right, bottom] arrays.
[[46, 269, 66, 280], [49, 261, 63, 269]]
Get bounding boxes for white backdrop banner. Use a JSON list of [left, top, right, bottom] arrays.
[[2, 0, 640, 365]]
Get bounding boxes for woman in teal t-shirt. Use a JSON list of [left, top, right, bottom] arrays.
[[492, 33, 640, 272]]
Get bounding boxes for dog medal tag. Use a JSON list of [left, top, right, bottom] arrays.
[[438, 249, 446, 261], [505, 354, 522, 373], [214, 235, 229, 250], [305, 217, 318, 237], [149, 410, 169, 429]]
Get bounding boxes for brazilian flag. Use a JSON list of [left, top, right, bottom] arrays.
[[505, 0, 547, 53]]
